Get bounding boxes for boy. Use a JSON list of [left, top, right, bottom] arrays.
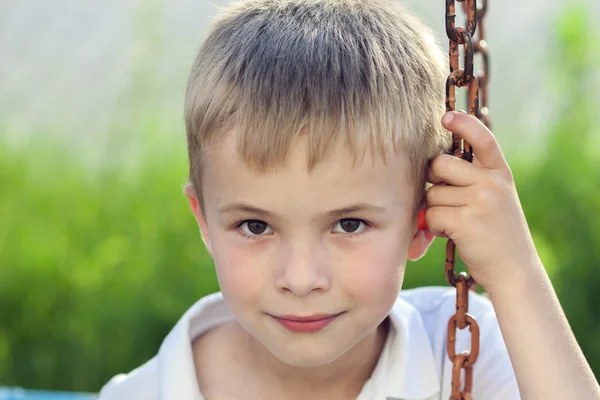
[[99, 0, 600, 399]]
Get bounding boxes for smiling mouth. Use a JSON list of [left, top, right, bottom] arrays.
[[269, 312, 344, 333]]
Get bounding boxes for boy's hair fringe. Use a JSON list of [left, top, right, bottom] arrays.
[[185, 0, 451, 215]]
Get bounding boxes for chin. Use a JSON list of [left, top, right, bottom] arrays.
[[260, 333, 357, 368], [269, 343, 347, 368]]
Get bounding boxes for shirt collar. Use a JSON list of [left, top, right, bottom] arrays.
[[157, 292, 440, 400], [377, 296, 440, 399], [157, 292, 228, 400]]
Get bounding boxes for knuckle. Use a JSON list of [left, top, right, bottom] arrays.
[[458, 204, 475, 222], [474, 187, 494, 208], [488, 172, 513, 195]]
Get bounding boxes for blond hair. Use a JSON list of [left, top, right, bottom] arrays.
[[185, 0, 451, 216]]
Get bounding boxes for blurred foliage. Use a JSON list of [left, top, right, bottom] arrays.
[[1, 3, 599, 393], [521, 3, 600, 372]]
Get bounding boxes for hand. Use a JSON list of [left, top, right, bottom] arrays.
[[425, 111, 541, 293]]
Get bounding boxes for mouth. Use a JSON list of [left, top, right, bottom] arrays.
[[269, 312, 344, 333]]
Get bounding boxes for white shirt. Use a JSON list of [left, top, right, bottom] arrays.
[[98, 286, 520, 400]]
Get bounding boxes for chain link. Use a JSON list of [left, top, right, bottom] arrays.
[[462, 0, 491, 128], [444, 0, 491, 398]]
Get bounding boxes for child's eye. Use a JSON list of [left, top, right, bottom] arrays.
[[238, 220, 273, 237], [333, 219, 368, 234]]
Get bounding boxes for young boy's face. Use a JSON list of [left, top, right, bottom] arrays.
[[185, 128, 434, 368]]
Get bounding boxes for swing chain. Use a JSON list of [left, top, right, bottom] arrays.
[[462, 0, 491, 129], [444, 0, 490, 398]]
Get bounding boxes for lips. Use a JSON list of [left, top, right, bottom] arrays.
[[270, 312, 343, 333]]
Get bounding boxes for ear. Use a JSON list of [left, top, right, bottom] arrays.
[[407, 229, 436, 261], [184, 183, 213, 258], [407, 208, 436, 261]]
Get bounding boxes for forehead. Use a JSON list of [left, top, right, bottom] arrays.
[[201, 129, 415, 212]]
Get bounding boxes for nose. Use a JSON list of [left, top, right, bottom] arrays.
[[275, 240, 331, 298]]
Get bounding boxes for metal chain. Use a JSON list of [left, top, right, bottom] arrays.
[[444, 0, 490, 398], [462, 0, 491, 129]]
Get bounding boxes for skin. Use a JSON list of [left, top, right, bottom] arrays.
[[185, 111, 600, 399], [185, 127, 434, 400], [425, 111, 600, 399]]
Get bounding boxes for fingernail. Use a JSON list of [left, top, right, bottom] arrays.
[[442, 112, 455, 125]]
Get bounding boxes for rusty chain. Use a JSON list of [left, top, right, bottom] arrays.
[[444, 0, 490, 398]]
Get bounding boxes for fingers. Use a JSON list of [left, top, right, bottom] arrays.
[[427, 154, 481, 186], [424, 206, 456, 239], [441, 111, 509, 171], [426, 184, 469, 207]]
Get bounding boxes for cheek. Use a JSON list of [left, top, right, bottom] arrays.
[[211, 234, 271, 306], [337, 231, 409, 303]]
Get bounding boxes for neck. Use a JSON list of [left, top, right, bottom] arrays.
[[237, 318, 389, 399]]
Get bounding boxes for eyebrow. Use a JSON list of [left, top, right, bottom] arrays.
[[218, 202, 388, 220]]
